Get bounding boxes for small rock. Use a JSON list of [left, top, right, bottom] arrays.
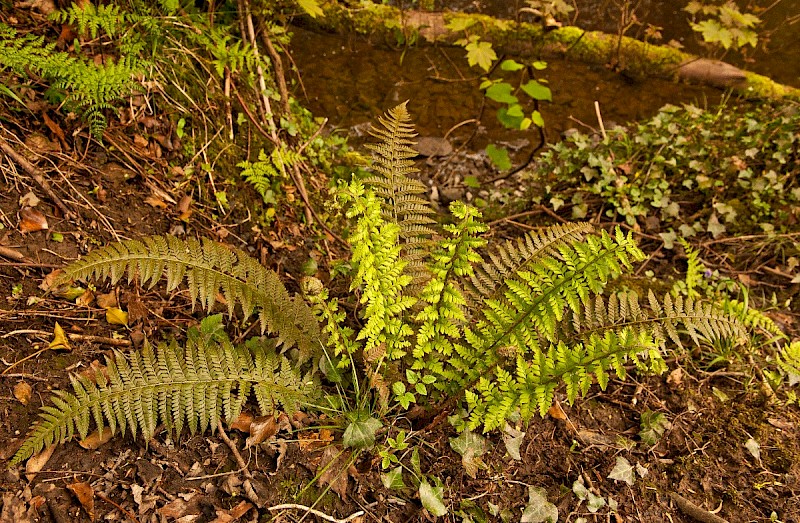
[[417, 137, 453, 157]]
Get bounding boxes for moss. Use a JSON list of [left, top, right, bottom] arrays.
[[313, 1, 799, 101]]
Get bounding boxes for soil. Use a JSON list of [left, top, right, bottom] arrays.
[[2, 8, 799, 523]]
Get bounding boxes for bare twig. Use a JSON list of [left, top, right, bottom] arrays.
[[96, 492, 140, 523], [267, 504, 365, 523], [0, 134, 76, 219], [668, 492, 729, 523], [217, 420, 253, 479]]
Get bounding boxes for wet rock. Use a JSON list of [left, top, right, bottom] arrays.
[[417, 136, 453, 157], [677, 59, 747, 88]]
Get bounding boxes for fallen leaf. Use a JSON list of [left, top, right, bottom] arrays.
[[19, 191, 40, 207], [76, 289, 95, 307], [419, 479, 448, 517], [106, 307, 128, 326], [502, 423, 525, 461], [607, 456, 636, 486], [13, 382, 32, 405], [39, 269, 65, 292], [246, 416, 278, 448], [449, 430, 487, 478], [96, 292, 117, 309], [67, 482, 95, 521], [208, 501, 253, 523], [19, 207, 48, 233], [317, 446, 352, 500], [521, 486, 558, 523], [49, 322, 71, 350], [0, 492, 30, 523], [42, 111, 67, 144], [745, 438, 762, 464], [144, 195, 168, 209], [230, 411, 254, 433], [547, 401, 567, 420], [667, 367, 683, 388], [79, 428, 114, 450], [25, 444, 55, 480]]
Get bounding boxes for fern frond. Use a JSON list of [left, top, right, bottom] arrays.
[[364, 102, 437, 283], [10, 316, 315, 466], [465, 222, 595, 306], [776, 341, 800, 381], [53, 3, 126, 39], [61, 235, 321, 361]]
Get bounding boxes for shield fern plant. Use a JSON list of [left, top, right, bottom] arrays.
[[10, 102, 750, 467]]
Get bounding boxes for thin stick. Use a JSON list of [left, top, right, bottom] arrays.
[[217, 420, 253, 479], [594, 100, 608, 142], [96, 492, 140, 523], [267, 504, 365, 523], [241, 0, 279, 142], [2, 329, 131, 347], [668, 492, 729, 523], [0, 134, 76, 219]]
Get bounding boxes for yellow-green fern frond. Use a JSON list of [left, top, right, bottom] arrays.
[[465, 222, 594, 306], [777, 341, 800, 382], [61, 235, 321, 361], [10, 315, 316, 466], [364, 102, 437, 281]]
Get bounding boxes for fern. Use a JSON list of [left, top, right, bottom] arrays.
[[61, 235, 321, 361], [777, 341, 800, 382], [363, 101, 437, 282], [9, 315, 314, 466], [53, 3, 126, 39]]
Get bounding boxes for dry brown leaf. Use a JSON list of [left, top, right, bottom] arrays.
[[144, 195, 168, 209], [42, 112, 66, 144], [230, 411, 254, 433], [25, 444, 55, 481], [76, 289, 95, 307], [96, 292, 117, 309], [208, 501, 253, 523], [19, 207, 48, 233], [246, 416, 278, 448], [547, 401, 567, 420], [0, 245, 25, 261], [298, 428, 334, 451], [67, 482, 95, 521], [133, 135, 149, 148], [80, 360, 109, 384], [39, 269, 65, 292], [79, 428, 114, 450], [317, 446, 352, 500], [126, 296, 149, 324], [667, 367, 683, 388], [13, 382, 32, 405], [19, 191, 40, 207]]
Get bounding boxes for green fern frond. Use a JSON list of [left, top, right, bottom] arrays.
[[53, 3, 126, 39], [364, 102, 437, 281], [721, 298, 786, 341], [61, 235, 321, 361], [776, 341, 800, 381], [646, 290, 745, 348], [10, 315, 315, 466], [465, 222, 595, 306]]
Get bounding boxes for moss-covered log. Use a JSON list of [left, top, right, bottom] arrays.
[[313, 2, 799, 101]]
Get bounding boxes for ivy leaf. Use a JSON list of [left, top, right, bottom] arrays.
[[707, 213, 726, 238], [381, 466, 406, 490], [639, 410, 671, 447], [449, 430, 487, 478], [343, 415, 382, 449], [485, 83, 518, 104], [419, 479, 448, 516], [486, 144, 512, 171], [520, 486, 558, 523], [502, 423, 525, 461], [607, 456, 636, 486], [465, 38, 497, 72], [692, 20, 733, 49], [521, 80, 552, 101], [572, 479, 606, 513]]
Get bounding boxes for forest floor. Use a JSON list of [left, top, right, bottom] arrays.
[[2, 8, 800, 523]]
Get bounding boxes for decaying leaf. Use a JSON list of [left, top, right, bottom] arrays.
[[502, 423, 525, 461], [67, 481, 95, 521], [19, 207, 48, 233], [19, 191, 40, 207], [96, 292, 118, 309], [79, 428, 114, 450], [230, 411, 254, 433], [13, 382, 32, 405], [419, 479, 448, 517], [449, 430, 487, 478], [25, 444, 55, 480], [245, 416, 278, 448], [607, 456, 636, 486], [208, 500, 253, 523], [106, 307, 129, 326], [298, 428, 334, 451], [547, 401, 567, 420], [49, 322, 71, 350], [317, 446, 353, 500], [521, 486, 558, 523]]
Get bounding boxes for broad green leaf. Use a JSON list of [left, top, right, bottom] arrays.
[[296, 0, 324, 18], [520, 486, 558, 523], [466, 39, 497, 72], [497, 107, 524, 129], [343, 415, 382, 449], [446, 17, 477, 32], [521, 80, 552, 101], [485, 83, 518, 104], [501, 59, 525, 71], [639, 410, 671, 447], [419, 479, 448, 516], [381, 466, 406, 490], [531, 110, 545, 127], [486, 145, 512, 171], [707, 213, 726, 238], [532, 61, 548, 70], [607, 456, 635, 486]]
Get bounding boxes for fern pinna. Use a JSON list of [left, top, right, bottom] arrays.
[[10, 316, 314, 466]]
